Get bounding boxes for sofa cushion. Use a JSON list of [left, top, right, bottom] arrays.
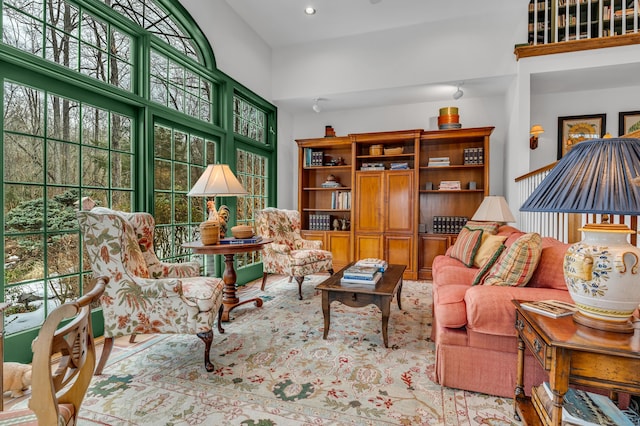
[[465, 221, 500, 235], [482, 233, 542, 287], [528, 238, 570, 290], [473, 234, 508, 267], [434, 284, 471, 328], [449, 226, 483, 267]]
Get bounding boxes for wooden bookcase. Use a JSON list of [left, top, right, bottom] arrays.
[[296, 126, 493, 280]]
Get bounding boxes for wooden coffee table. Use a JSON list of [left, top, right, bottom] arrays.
[[316, 263, 406, 348]]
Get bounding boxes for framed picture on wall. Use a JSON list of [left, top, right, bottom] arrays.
[[619, 110, 640, 136], [557, 114, 606, 159]]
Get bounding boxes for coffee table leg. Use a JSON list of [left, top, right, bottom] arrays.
[[381, 296, 391, 348], [397, 279, 403, 310], [322, 291, 331, 339]]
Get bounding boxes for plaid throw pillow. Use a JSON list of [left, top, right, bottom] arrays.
[[448, 226, 483, 267], [481, 233, 542, 287]]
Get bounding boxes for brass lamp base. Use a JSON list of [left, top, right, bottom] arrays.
[[572, 311, 635, 333]]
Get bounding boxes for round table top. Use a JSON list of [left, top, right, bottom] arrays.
[[182, 238, 272, 255]]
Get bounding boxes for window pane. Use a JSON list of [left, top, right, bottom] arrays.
[[3, 134, 44, 183], [46, 140, 79, 185], [46, 95, 79, 142], [82, 106, 108, 147]]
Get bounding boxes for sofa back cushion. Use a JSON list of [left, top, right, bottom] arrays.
[[448, 226, 484, 267], [527, 238, 570, 290], [482, 233, 542, 287]]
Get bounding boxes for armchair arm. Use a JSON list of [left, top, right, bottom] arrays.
[[297, 239, 322, 250], [266, 243, 292, 254]]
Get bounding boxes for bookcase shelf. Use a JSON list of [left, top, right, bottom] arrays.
[[297, 126, 493, 279]]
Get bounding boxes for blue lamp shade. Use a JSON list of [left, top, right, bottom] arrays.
[[520, 138, 640, 215]]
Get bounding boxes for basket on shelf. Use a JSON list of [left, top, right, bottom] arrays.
[[200, 221, 220, 245], [384, 146, 404, 155], [369, 144, 383, 155]]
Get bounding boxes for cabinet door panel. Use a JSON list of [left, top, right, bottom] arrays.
[[355, 234, 383, 260], [385, 171, 414, 232], [327, 232, 351, 270], [385, 234, 414, 274], [354, 172, 383, 233], [418, 234, 450, 280]]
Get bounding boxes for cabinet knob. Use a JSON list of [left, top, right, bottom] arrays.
[[515, 318, 524, 331]]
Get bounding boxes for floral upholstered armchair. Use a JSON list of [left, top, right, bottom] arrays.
[[255, 208, 333, 299], [77, 207, 224, 373]]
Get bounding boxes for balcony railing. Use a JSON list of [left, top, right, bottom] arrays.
[[516, 0, 640, 59]]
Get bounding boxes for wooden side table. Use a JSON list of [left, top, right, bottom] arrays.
[[0, 302, 10, 411], [183, 238, 272, 322], [513, 300, 640, 425]]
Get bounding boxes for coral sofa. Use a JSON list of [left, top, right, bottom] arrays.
[[430, 224, 574, 398]]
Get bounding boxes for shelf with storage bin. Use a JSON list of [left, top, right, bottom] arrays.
[[417, 127, 493, 279]]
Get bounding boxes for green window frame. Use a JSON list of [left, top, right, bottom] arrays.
[[1, 0, 276, 364]]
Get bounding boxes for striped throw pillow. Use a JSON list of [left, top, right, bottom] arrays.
[[464, 220, 500, 235], [448, 226, 484, 267], [481, 233, 542, 287]]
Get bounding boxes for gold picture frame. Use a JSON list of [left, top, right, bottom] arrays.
[[619, 110, 640, 136], [557, 114, 606, 159]]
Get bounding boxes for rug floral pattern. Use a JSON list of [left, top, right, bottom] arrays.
[[79, 277, 520, 425]]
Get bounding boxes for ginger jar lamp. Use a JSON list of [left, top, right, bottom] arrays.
[[521, 138, 640, 333], [187, 164, 248, 245]]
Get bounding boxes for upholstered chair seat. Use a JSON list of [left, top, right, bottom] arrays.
[[255, 208, 333, 299]]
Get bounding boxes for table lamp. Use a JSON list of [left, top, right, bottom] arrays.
[[471, 195, 516, 224], [187, 164, 248, 245], [521, 138, 640, 333]]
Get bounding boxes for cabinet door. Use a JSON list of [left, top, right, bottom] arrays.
[[354, 172, 383, 233], [300, 230, 326, 246], [418, 234, 451, 280], [327, 232, 351, 271], [355, 233, 383, 260], [385, 170, 414, 233], [385, 234, 415, 277]]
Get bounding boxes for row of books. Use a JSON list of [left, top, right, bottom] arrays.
[[532, 381, 633, 426], [463, 147, 484, 165], [308, 214, 332, 230], [432, 216, 468, 234], [340, 259, 388, 287], [304, 148, 324, 167], [331, 191, 351, 209], [439, 180, 461, 190]]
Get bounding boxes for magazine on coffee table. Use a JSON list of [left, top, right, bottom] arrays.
[[520, 300, 577, 318]]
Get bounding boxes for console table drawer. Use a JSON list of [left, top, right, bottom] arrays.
[[516, 311, 551, 369]]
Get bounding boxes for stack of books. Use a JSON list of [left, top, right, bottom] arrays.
[[390, 162, 409, 170], [532, 382, 633, 426], [219, 236, 263, 244], [428, 157, 450, 167], [340, 264, 382, 287], [438, 180, 461, 190], [355, 258, 388, 272]]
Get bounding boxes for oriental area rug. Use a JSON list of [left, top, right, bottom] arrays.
[[77, 276, 520, 425]]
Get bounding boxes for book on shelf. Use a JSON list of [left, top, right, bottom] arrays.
[[520, 300, 577, 318], [355, 258, 388, 272], [390, 162, 409, 170], [428, 156, 450, 167], [340, 272, 382, 287], [533, 382, 634, 426], [342, 264, 379, 279], [438, 180, 461, 190], [219, 236, 263, 244]]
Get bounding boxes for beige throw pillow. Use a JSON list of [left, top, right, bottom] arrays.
[[473, 234, 508, 267]]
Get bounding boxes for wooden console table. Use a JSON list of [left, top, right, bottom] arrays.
[[513, 300, 640, 425], [183, 238, 271, 322]]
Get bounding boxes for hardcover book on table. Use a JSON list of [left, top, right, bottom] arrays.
[[342, 265, 378, 279], [218, 236, 263, 244], [340, 272, 382, 287]]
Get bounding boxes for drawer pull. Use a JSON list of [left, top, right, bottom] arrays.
[[515, 319, 524, 331], [533, 338, 542, 352]]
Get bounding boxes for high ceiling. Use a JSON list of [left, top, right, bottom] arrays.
[[222, 0, 522, 48]]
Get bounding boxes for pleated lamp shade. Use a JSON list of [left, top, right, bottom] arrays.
[[187, 164, 248, 197], [471, 196, 516, 223], [520, 138, 640, 215]]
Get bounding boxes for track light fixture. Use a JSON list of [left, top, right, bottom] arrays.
[[452, 83, 464, 100]]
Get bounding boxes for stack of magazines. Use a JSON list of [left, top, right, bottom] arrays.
[[340, 264, 382, 287], [354, 258, 388, 272]]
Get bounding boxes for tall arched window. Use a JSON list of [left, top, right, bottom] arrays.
[[1, 0, 276, 362]]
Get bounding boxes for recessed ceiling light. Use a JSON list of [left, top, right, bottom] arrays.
[[305, 7, 316, 15]]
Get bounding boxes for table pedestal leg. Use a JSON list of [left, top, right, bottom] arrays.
[[220, 253, 263, 322]]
